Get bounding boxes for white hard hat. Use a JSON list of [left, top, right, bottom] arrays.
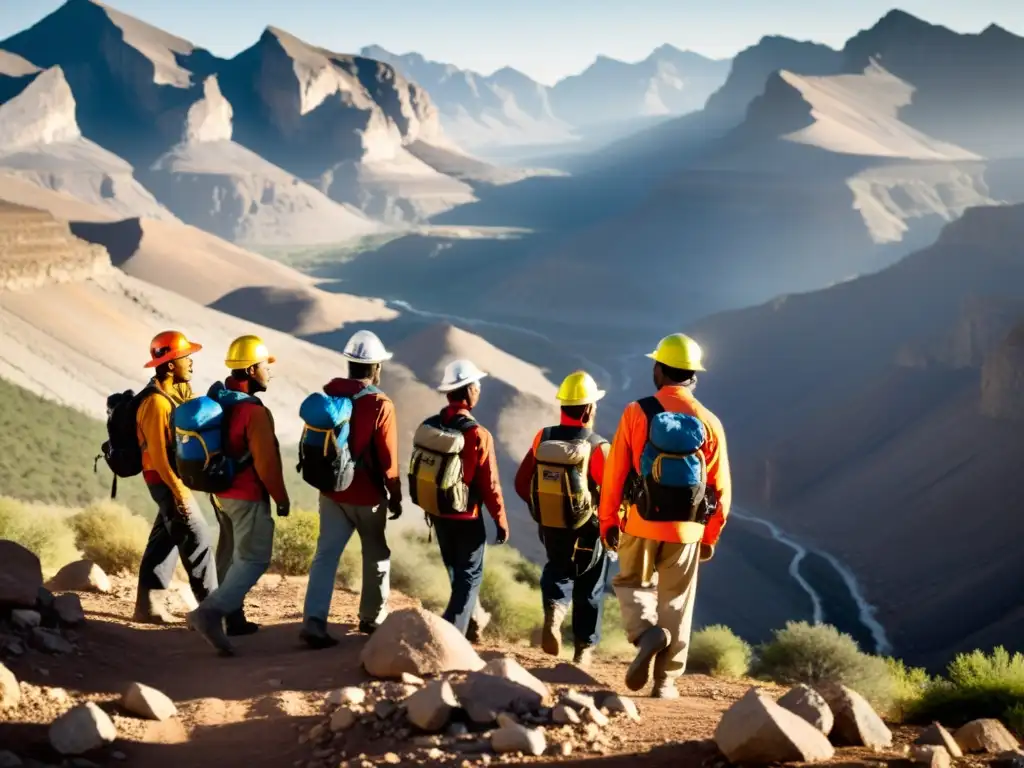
[[342, 330, 393, 363], [437, 359, 488, 393]]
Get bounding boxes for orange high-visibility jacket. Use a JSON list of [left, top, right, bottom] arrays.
[[598, 385, 731, 546]]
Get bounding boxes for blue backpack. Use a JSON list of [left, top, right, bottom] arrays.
[[296, 386, 378, 493], [629, 397, 714, 524], [173, 383, 259, 494]]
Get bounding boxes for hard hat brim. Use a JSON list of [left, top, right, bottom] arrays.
[[437, 371, 487, 393], [645, 351, 705, 372], [224, 354, 276, 369], [145, 341, 202, 368], [557, 389, 606, 406], [341, 350, 393, 363]]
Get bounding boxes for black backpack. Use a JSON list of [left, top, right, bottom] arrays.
[[96, 386, 173, 498]]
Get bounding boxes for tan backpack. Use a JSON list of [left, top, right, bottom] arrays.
[[529, 426, 607, 529], [408, 413, 477, 517]]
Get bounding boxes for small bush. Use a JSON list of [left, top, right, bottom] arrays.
[[755, 621, 894, 709], [690, 625, 753, 678], [270, 508, 321, 576], [908, 647, 1024, 726], [885, 657, 931, 721], [69, 500, 151, 575], [479, 544, 544, 641], [389, 530, 451, 613], [0, 496, 80, 575]]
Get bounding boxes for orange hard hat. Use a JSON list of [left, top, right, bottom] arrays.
[[145, 330, 202, 369]]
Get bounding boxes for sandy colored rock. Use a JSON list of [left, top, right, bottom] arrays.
[[559, 690, 595, 712], [122, 682, 177, 721], [49, 702, 117, 755], [818, 684, 891, 749], [911, 744, 951, 768], [406, 680, 458, 732], [598, 693, 640, 722], [955, 719, 1020, 754], [481, 657, 550, 703], [778, 684, 834, 735], [491, 723, 546, 756], [327, 687, 366, 708], [456, 672, 545, 725], [11, 609, 41, 629], [330, 708, 358, 732], [715, 687, 835, 764], [552, 704, 581, 725], [54, 593, 86, 625], [0, 541, 43, 607], [401, 673, 424, 686], [915, 722, 963, 758], [46, 561, 111, 594], [360, 608, 485, 678], [1, 663, 20, 710]]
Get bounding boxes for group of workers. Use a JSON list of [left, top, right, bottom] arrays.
[[127, 326, 730, 699]]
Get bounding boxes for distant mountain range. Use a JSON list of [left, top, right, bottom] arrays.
[[360, 44, 732, 149]]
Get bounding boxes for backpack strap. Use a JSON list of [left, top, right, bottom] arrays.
[[637, 396, 665, 422], [448, 413, 478, 433]]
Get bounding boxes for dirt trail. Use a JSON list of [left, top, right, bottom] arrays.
[[2, 576, 926, 768]]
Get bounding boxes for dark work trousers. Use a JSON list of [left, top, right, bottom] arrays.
[[432, 514, 487, 635], [540, 520, 609, 649], [137, 483, 217, 603]]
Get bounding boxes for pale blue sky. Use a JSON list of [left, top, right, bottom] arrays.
[[1, 0, 1022, 84]]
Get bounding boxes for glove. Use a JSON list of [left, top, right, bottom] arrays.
[[700, 543, 715, 562], [603, 526, 620, 552], [387, 496, 403, 520], [276, 501, 291, 518], [494, 525, 510, 546]]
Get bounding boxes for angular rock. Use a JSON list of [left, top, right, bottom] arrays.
[[327, 687, 366, 708], [915, 722, 963, 758], [456, 672, 545, 725], [778, 684, 834, 735], [818, 684, 891, 749], [49, 702, 117, 755], [401, 673, 425, 686], [54, 594, 86, 625], [491, 723, 546, 756], [122, 682, 177, 721], [0, 541, 43, 608], [552, 704, 580, 725], [1, 663, 20, 710], [955, 719, 1020, 754], [560, 689, 595, 712], [45, 561, 111, 594], [715, 687, 835, 764], [31, 627, 73, 655], [583, 704, 609, 726], [911, 744, 951, 768], [406, 680, 459, 732], [598, 693, 640, 722], [330, 708, 358, 732], [374, 700, 398, 720], [481, 657, 550, 703], [360, 608, 485, 678], [558, 742, 573, 757], [11, 610, 41, 630]]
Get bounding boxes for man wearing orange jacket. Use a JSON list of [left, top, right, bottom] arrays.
[[134, 330, 217, 624], [599, 334, 731, 699], [189, 335, 290, 656]]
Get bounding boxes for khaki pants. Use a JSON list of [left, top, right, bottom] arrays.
[[612, 533, 700, 683]]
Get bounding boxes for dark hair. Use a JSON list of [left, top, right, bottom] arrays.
[[561, 404, 590, 420], [446, 384, 472, 404], [349, 361, 379, 380], [155, 361, 174, 378], [230, 368, 249, 381], [657, 362, 695, 384]]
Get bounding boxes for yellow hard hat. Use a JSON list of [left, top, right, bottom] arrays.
[[646, 333, 705, 372], [225, 335, 276, 370], [556, 370, 606, 406]]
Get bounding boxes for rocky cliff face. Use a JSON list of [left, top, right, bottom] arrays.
[[981, 322, 1024, 421], [0, 66, 80, 151]]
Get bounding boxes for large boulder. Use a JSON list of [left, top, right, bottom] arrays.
[[714, 688, 835, 764], [0, 663, 20, 710], [45, 561, 110, 594], [778, 684, 833, 735], [0, 541, 43, 607], [455, 672, 547, 725], [954, 719, 1020, 754], [53, 593, 85, 625], [818, 684, 891, 749], [360, 608, 485, 678], [49, 702, 117, 755]]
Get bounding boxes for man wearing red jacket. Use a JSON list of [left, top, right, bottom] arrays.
[[427, 359, 510, 636], [300, 330, 402, 649]]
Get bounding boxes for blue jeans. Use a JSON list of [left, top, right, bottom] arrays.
[[201, 499, 274, 616], [303, 496, 391, 626], [540, 522, 608, 648], [137, 484, 217, 602], [432, 515, 486, 635]]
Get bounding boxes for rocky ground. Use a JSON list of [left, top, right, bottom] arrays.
[[1, 555, 1022, 768]]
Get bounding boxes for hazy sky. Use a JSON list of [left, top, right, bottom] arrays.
[[1, 0, 1022, 84]]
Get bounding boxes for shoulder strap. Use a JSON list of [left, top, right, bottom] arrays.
[[353, 384, 379, 400], [450, 413, 478, 433], [539, 426, 553, 444], [587, 432, 608, 449], [638, 396, 664, 422]]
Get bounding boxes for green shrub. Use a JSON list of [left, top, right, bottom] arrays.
[[690, 625, 753, 678], [69, 500, 151, 575], [479, 544, 544, 641], [907, 647, 1024, 726], [270, 508, 321, 576], [884, 657, 931, 721], [755, 621, 894, 709], [389, 530, 451, 613], [0, 496, 80, 575], [594, 595, 635, 660]]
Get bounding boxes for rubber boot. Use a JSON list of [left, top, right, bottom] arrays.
[[225, 608, 259, 637], [187, 607, 235, 657], [573, 645, 595, 670], [541, 603, 568, 657], [625, 626, 670, 692], [132, 589, 178, 625], [300, 617, 339, 650]]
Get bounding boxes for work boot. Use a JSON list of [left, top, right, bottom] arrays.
[[541, 603, 567, 657], [187, 607, 235, 657], [651, 679, 680, 699], [300, 617, 339, 650], [132, 589, 178, 625], [358, 619, 378, 635], [625, 627, 671, 692], [572, 645, 595, 670], [225, 608, 259, 637], [466, 609, 491, 643]]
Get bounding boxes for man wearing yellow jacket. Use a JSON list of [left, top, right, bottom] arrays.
[[134, 330, 218, 624], [599, 334, 731, 699]]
